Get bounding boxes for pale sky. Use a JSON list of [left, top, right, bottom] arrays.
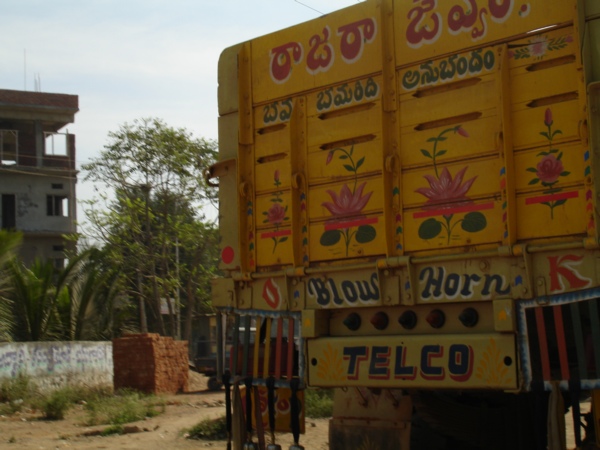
[[0, 0, 360, 223]]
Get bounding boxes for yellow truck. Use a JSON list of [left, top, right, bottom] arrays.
[[210, 0, 600, 448]]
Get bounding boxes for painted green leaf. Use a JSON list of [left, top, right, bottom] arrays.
[[356, 225, 376, 243], [436, 150, 447, 157], [418, 218, 442, 240], [553, 199, 567, 207], [420, 149, 432, 158], [529, 178, 539, 185], [343, 164, 355, 172], [461, 212, 487, 233], [560, 171, 570, 176], [526, 168, 538, 173], [355, 157, 365, 170], [320, 230, 342, 246]]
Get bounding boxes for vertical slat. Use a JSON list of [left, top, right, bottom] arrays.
[[570, 302, 588, 379], [253, 316, 262, 378], [216, 311, 224, 378], [588, 299, 600, 378], [553, 305, 570, 381], [242, 315, 251, 378], [275, 317, 283, 380], [231, 314, 241, 376], [287, 317, 295, 379], [263, 318, 272, 377], [535, 307, 552, 381]]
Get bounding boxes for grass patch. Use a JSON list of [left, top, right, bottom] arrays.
[[186, 415, 228, 440], [101, 424, 125, 436], [83, 389, 165, 426], [305, 388, 333, 418], [0, 374, 38, 414]]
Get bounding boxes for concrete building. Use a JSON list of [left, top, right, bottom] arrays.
[[0, 89, 79, 267]]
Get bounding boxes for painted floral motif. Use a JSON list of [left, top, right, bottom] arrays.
[[320, 145, 376, 256], [475, 338, 514, 386], [316, 343, 345, 382], [415, 126, 487, 244], [262, 170, 289, 252], [508, 34, 573, 60], [526, 108, 570, 219]]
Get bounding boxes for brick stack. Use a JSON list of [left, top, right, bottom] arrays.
[[112, 333, 189, 394]]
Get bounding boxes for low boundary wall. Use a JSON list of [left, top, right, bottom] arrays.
[[0, 341, 113, 391]]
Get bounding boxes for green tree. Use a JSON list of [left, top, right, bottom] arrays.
[[0, 230, 22, 341], [82, 118, 218, 339]]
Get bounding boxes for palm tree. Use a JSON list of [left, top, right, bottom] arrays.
[[0, 230, 22, 341]]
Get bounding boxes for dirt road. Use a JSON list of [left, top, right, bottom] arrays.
[[0, 373, 329, 450]]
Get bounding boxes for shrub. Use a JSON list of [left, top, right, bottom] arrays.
[[0, 374, 37, 414], [186, 415, 228, 440], [41, 388, 73, 420], [84, 389, 165, 426], [305, 388, 333, 418]]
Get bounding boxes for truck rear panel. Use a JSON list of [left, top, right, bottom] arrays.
[[213, 0, 600, 393]]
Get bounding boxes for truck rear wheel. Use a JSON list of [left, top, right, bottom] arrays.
[[410, 390, 547, 450]]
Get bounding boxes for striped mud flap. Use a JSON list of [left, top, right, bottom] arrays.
[[517, 288, 600, 448], [216, 309, 305, 449]]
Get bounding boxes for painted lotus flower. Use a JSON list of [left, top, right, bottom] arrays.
[[415, 166, 477, 208], [322, 182, 373, 217]]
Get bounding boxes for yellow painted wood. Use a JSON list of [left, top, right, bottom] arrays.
[[250, 1, 382, 103], [307, 334, 518, 389], [399, 75, 498, 129], [254, 159, 291, 195], [253, 124, 291, 160], [307, 138, 383, 183], [507, 27, 579, 71], [394, 0, 576, 67], [513, 142, 586, 192], [306, 101, 383, 150], [309, 212, 386, 262], [515, 189, 588, 239], [399, 114, 499, 168], [403, 200, 504, 252], [403, 158, 502, 208], [237, 43, 256, 274], [289, 96, 310, 267], [511, 101, 583, 150], [220, 0, 589, 271]]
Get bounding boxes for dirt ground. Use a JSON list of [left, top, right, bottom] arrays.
[[0, 372, 591, 449], [0, 372, 329, 450]]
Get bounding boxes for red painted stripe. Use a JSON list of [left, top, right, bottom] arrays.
[[275, 318, 283, 379], [324, 217, 378, 231], [553, 305, 570, 381], [413, 202, 494, 219], [287, 318, 295, 380], [525, 190, 579, 205], [260, 229, 292, 239], [535, 308, 552, 381]]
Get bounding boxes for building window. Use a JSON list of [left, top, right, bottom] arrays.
[[44, 132, 68, 156], [0, 130, 18, 165], [47, 195, 69, 217], [1, 194, 16, 229]]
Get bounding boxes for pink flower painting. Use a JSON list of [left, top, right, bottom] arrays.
[[415, 126, 487, 243], [320, 144, 376, 255], [526, 108, 570, 219]]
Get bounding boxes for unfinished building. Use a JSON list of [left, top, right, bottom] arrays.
[[0, 89, 79, 267]]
